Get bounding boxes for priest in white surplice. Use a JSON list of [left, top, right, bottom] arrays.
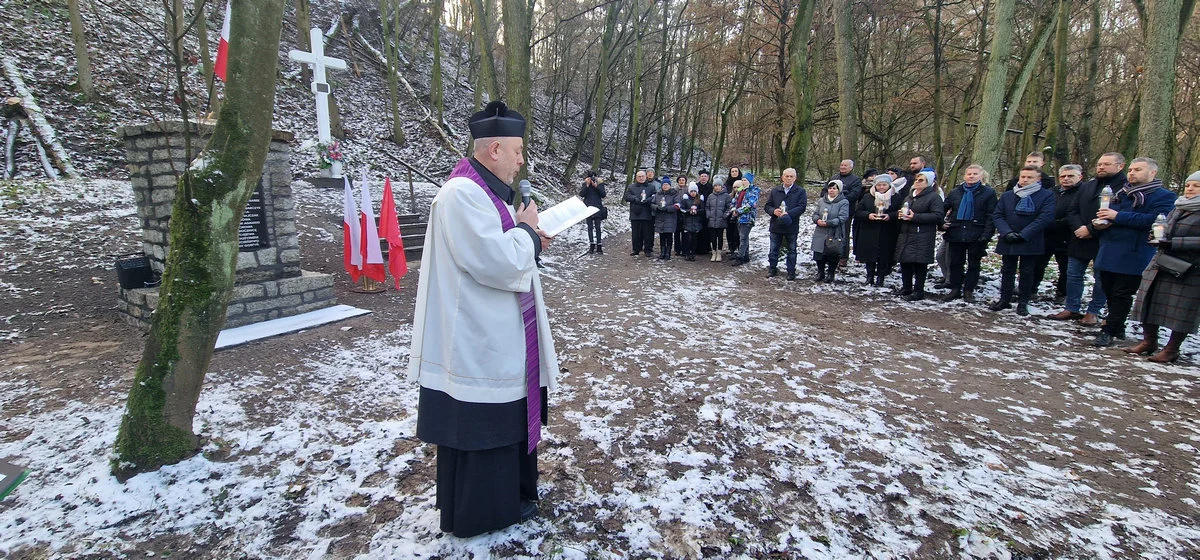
[[408, 101, 558, 537]]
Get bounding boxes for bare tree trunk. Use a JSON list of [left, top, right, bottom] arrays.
[[1043, 0, 1071, 169], [833, 0, 857, 161], [431, 0, 445, 123], [924, 0, 943, 170], [194, 0, 212, 91], [786, 0, 819, 175], [623, 9, 643, 179], [114, 0, 286, 480], [296, 0, 312, 85], [470, 0, 499, 103], [1074, 0, 1102, 166], [592, 1, 620, 174], [971, 0, 1016, 179], [381, 0, 406, 144], [502, 0, 534, 179], [68, 0, 96, 101], [1136, 0, 1185, 166]]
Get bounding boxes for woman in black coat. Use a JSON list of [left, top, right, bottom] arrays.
[[894, 170, 945, 300], [854, 174, 903, 286], [650, 181, 682, 260], [579, 172, 607, 254], [940, 165, 997, 303]]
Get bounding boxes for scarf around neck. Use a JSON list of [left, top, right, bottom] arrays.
[[1175, 193, 1200, 212], [957, 182, 981, 221], [1013, 181, 1041, 215], [1118, 178, 1162, 208]]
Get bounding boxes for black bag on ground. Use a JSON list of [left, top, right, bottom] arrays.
[[116, 254, 153, 289]]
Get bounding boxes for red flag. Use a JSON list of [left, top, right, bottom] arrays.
[[359, 174, 387, 284], [379, 177, 409, 288], [213, 2, 232, 81], [342, 177, 362, 281]]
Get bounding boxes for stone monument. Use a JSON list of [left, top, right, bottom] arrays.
[[116, 120, 336, 330]]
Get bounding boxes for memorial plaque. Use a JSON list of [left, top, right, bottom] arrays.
[[239, 185, 270, 251]]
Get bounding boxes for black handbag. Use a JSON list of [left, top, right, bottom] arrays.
[[1154, 253, 1194, 278], [593, 205, 608, 221], [823, 237, 845, 258]]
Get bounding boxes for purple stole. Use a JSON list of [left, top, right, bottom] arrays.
[[447, 158, 541, 454]]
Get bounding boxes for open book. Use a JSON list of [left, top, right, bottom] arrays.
[[535, 196, 599, 237], [0, 459, 29, 501]]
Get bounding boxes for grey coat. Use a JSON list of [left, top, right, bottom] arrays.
[[1134, 208, 1200, 333], [811, 195, 850, 254], [651, 189, 683, 233], [706, 191, 732, 228], [894, 187, 945, 264]]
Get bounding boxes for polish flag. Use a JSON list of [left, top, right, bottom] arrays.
[[342, 177, 362, 281], [379, 176, 408, 289], [213, 2, 232, 81], [359, 171, 387, 284]]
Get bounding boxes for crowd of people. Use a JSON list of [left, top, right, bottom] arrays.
[[579, 153, 1199, 364]]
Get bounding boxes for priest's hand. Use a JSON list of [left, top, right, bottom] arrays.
[[535, 229, 553, 250], [516, 198, 540, 229]]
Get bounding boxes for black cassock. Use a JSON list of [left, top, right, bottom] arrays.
[[417, 387, 549, 538]]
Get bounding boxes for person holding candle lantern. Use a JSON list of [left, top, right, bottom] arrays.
[[1126, 171, 1200, 362], [854, 174, 903, 286], [811, 179, 851, 282], [940, 164, 997, 303], [1090, 157, 1177, 347], [764, 167, 809, 280], [1058, 153, 1128, 325], [651, 178, 683, 260], [893, 170, 945, 300]]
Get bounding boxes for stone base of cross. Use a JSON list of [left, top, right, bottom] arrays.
[[288, 28, 348, 178]]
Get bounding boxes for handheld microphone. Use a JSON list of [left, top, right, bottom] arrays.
[[519, 179, 532, 209]]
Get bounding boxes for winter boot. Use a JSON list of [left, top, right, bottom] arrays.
[[824, 266, 836, 283], [596, 244, 603, 254], [962, 290, 976, 303], [1123, 325, 1159, 355], [588, 244, 596, 254], [1148, 332, 1185, 363], [815, 262, 826, 282]]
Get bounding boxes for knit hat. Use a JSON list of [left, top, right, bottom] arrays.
[[1187, 170, 1200, 184], [688, 182, 699, 193], [873, 174, 894, 186], [918, 170, 936, 187], [826, 179, 844, 193]]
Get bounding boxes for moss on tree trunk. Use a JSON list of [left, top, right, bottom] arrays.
[[113, 0, 286, 481]]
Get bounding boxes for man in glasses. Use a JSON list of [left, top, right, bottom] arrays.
[[1046, 165, 1100, 320]]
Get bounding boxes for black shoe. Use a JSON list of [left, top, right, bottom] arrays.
[[520, 500, 539, 522], [1092, 332, 1115, 347], [874, 276, 887, 287], [644, 251, 653, 257], [596, 245, 603, 254], [767, 268, 779, 278], [787, 272, 797, 281], [894, 287, 912, 297], [631, 251, 640, 256], [941, 290, 962, 302], [988, 301, 1012, 312], [731, 258, 744, 267], [904, 291, 925, 301], [587, 244, 596, 254], [1016, 303, 1030, 316], [963, 291, 976, 303], [815, 271, 826, 282], [933, 281, 950, 290], [824, 272, 835, 283]]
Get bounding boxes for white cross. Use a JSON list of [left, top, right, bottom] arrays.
[[288, 28, 348, 177]]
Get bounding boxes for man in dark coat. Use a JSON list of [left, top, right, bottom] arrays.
[[624, 170, 656, 257], [1091, 157, 1177, 347], [1052, 154, 1126, 325], [762, 167, 808, 280], [940, 164, 997, 303], [831, 159, 863, 262], [989, 165, 1057, 316], [903, 155, 926, 188], [1046, 165, 1101, 320], [579, 171, 607, 254]]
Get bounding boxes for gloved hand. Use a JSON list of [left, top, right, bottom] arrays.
[[1003, 232, 1024, 243]]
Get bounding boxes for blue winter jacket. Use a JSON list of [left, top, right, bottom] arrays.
[[1095, 186, 1177, 275], [993, 188, 1056, 256]]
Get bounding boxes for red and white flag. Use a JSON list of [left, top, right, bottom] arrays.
[[213, 2, 232, 81], [359, 171, 387, 284], [342, 176, 362, 281], [379, 176, 408, 289]]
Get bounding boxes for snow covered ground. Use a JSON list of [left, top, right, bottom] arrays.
[[2, 179, 1199, 558]]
